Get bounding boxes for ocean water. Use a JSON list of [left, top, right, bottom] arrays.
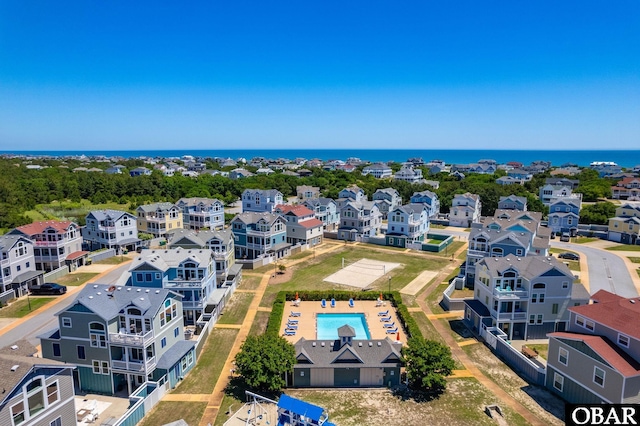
[[4, 149, 640, 168]]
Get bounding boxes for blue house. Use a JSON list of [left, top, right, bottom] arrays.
[[498, 195, 527, 211], [176, 197, 225, 230], [231, 212, 290, 260], [410, 190, 440, 219], [242, 189, 284, 213], [385, 204, 429, 248], [125, 248, 218, 325], [464, 210, 551, 287], [548, 197, 581, 236]]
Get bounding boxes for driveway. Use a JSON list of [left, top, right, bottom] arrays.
[[551, 241, 639, 297]]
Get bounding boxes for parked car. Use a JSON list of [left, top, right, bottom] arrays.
[[558, 252, 580, 261], [30, 283, 67, 295], [560, 232, 570, 242]]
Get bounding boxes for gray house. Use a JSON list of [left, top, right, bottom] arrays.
[[464, 255, 589, 340], [290, 326, 402, 388], [0, 234, 43, 297], [40, 284, 195, 395], [0, 342, 77, 426], [497, 195, 527, 211], [302, 198, 340, 231], [83, 210, 140, 253], [547, 290, 640, 404], [176, 197, 225, 231], [372, 188, 402, 220]]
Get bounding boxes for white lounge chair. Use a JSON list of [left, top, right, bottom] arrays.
[[290, 311, 301, 317], [378, 310, 389, 316]]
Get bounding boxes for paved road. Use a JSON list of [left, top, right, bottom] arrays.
[[551, 241, 638, 297], [0, 262, 132, 349]]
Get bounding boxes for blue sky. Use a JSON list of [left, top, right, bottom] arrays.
[[0, 1, 638, 151]]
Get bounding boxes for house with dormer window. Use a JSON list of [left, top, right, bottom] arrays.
[[176, 197, 224, 231], [338, 185, 365, 203], [123, 249, 217, 325], [608, 202, 640, 245], [231, 212, 290, 260], [242, 189, 284, 213], [385, 204, 429, 248], [372, 188, 401, 220], [83, 209, 140, 253], [498, 195, 527, 211], [0, 234, 43, 297], [275, 205, 324, 247], [167, 229, 241, 289], [337, 201, 382, 242], [464, 256, 589, 341], [548, 197, 582, 236], [136, 203, 182, 238], [464, 210, 551, 287], [9, 221, 84, 273], [611, 177, 640, 200], [0, 342, 76, 426], [449, 193, 481, 228], [302, 198, 340, 231], [289, 325, 402, 388], [410, 190, 440, 220], [546, 290, 640, 404], [40, 284, 194, 395]]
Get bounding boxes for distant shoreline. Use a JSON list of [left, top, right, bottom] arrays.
[[2, 149, 640, 168]]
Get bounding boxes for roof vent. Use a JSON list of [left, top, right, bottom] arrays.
[[88, 296, 93, 299], [140, 297, 144, 301], [11, 365, 19, 372], [97, 292, 102, 295], [631, 300, 636, 304], [377, 342, 382, 346], [358, 342, 363, 347], [127, 288, 131, 291], [137, 289, 141, 292], [369, 342, 373, 347], [155, 290, 160, 294], [117, 287, 122, 291], [145, 289, 150, 293], [10, 345, 18, 350], [312, 342, 316, 347], [93, 285, 98, 289], [321, 342, 325, 347]]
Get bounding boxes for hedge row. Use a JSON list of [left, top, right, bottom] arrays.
[[264, 290, 423, 340]]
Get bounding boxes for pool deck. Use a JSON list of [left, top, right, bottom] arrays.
[[282, 300, 404, 344]]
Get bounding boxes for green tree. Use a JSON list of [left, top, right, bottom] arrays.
[[402, 337, 455, 393], [234, 335, 296, 392], [580, 202, 617, 224]]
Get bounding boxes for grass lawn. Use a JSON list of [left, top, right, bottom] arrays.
[[289, 251, 313, 260], [55, 273, 98, 286], [260, 245, 448, 308], [571, 237, 599, 244], [424, 282, 449, 314], [24, 200, 132, 223], [563, 260, 580, 272], [139, 402, 206, 426], [237, 275, 262, 290], [218, 292, 254, 325], [173, 328, 238, 394], [628, 257, 640, 264], [249, 310, 270, 336], [450, 288, 474, 298], [93, 256, 130, 265], [0, 297, 54, 318], [606, 244, 640, 252], [526, 344, 549, 360]]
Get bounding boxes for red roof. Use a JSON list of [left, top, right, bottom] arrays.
[[276, 205, 314, 217], [549, 332, 640, 377], [16, 220, 76, 236], [570, 290, 640, 339], [617, 177, 640, 186], [299, 218, 324, 229], [66, 250, 89, 261]]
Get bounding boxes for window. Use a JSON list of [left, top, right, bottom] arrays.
[[93, 361, 101, 374], [50, 418, 62, 426], [52, 343, 61, 357], [537, 314, 543, 324], [102, 361, 109, 374], [47, 382, 58, 405], [155, 273, 161, 280], [559, 347, 568, 365], [174, 327, 179, 337], [529, 315, 535, 324], [89, 322, 106, 348], [562, 281, 569, 289], [585, 320, 595, 331], [145, 273, 152, 282], [619, 334, 630, 348], [136, 273, 143, 282], [161, 337, 167, 348], [531, 293, 537, 303], [576, 316, 585, 328], [61, 317, 72, 328], [539, 293, 545, 303], [77, 345, 86, 360], [553, 372, 564, 392], [552, 304, 559, 315], [26, 379, 44, 417], [181, 356, 188, 370], [594, 367, 605, 386], [11, 401, 25, 425], [187, 351, 194, 365]]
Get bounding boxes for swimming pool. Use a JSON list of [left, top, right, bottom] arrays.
[[316, 313, 371, 340]]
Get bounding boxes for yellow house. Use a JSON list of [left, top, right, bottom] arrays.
[[608, 202, 640, 244], [137, 202, 182, 238]]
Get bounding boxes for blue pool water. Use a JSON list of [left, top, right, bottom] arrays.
[[316, 313, 371, 340]]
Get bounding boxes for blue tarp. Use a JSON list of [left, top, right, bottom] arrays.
[[277, 394, 324, 422]]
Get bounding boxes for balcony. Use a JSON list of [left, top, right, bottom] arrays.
[[182, 300, 204, 309], [111, 356, 156, 373], [165, 279, 206, 288], [496, 312, 527, 321], [34, 240, 65, 247], [467, 248, 489, 257], [246, 229, 272, 237], [109, 329, 154, 346], [493, 287, 528, 300], [246, 242, 271, 250]]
